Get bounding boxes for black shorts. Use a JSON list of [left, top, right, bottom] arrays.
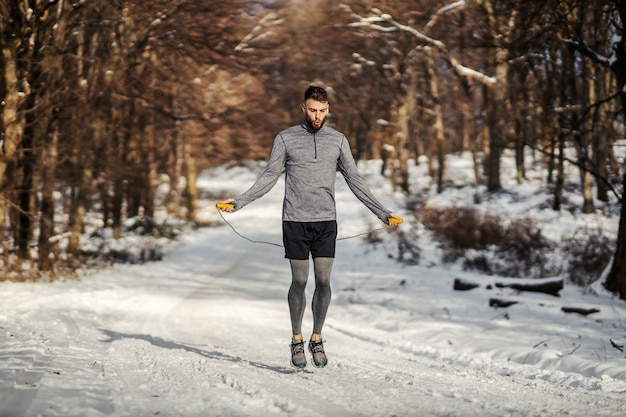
[[282, 221, 337, 260]]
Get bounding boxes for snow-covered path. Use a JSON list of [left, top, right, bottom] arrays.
[[2, 164, 626, 416], [2, 225, 624, 417]]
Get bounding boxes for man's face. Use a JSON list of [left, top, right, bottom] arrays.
[[302, 99, 329, 130]]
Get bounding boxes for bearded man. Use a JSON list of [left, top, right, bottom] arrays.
[[218, 85, 401, 369]]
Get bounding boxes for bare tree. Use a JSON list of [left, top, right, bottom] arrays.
[[343, 2, 498, 193], [1, 0, 268, 275], [559, 0, 626, 298]]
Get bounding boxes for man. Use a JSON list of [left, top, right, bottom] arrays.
[[218, 85, 401, 369]]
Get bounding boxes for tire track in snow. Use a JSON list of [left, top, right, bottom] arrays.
[[0, 348, 53, 417], [0, 313, 115, 417], [324, 320, 626, 417]]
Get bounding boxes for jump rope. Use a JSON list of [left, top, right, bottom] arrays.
[[215, 202, 403, 248]]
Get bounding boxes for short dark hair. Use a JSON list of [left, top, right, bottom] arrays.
[[304, 85, 328, 102]]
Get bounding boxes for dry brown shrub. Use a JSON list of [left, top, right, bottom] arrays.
[[563, 229, 614, 286], [421, 206, 504, 250], [420, 206, 559, 278]]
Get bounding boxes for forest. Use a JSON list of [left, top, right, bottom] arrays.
[[1, 0, 626, 299]]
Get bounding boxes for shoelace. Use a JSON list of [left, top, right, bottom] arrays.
[[309, 340, 324, 353], [291, 341, 305, 354]]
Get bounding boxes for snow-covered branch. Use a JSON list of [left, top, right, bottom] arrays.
[[424, 0, 469, 32], [384, 15, 446, 50], [346, 9, 445, 50], [235, 12, 283, 52], [448, 55, 497, 85], [348, 20, 398, 33], [343, 4, 496, 86]]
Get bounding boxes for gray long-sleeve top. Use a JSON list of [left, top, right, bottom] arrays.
[[233, 122, 392, 224]]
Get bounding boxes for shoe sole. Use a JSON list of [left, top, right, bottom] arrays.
[[291, 341, 307, 369], [291, 358, 307, 369], [308, 344, 327, 368], [291, 358, 306, 369]]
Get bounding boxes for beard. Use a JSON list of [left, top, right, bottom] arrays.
[[305, 114, 326, 131]]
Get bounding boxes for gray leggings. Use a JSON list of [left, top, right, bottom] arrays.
[[288, 257, 334, 336]]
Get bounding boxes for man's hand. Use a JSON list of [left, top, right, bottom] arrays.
[[216, 199, 235, 212], [388, 213, 403, 226]]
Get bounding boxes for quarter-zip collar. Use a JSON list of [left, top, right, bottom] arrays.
[[301, 121, 326, 160], [301, 120, 326, 134]]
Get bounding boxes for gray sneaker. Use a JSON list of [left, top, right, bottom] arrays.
[[308, 339, 327, 368], [290, 340, 307, 369]]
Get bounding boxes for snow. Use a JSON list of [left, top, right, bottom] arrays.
[[1, 151, 626, 417]]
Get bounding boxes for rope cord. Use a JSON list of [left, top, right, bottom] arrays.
[[216, 209, 387, 248]]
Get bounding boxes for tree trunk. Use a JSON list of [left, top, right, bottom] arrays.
[[67, 21, 95, 257], [0, 196, 5, 257], [515, 147, 524, 184], [577, 62, 596, 214], [480, 92, 490, 185], [426, 47, 446, 194], [111, 121, 126, 239], [603, 0, 626, 299], [396, 100, 410, 194], [486, 125, 502, 192], [604, 168, 626, 297], [143, 123, 157, 218], [552, 129, 565, 211], [579, 161, 596, 214], [0, 45, 25, 255], [111, 178, 124, 239], [0, 24, 27, 187], [67, 161, 93, 257], [482, 0, 515, 193], [542, 53, 557, 186], [553, 67, 568, 212], [514, 71, 528, 184], [38, 127, 59, 271], [110, 94, 132, 239], [546, 136, 555, 185], [168, 128, 185, 217], [394, 57, 417, 194], [593, 69, 612, 203], [184, 141, 198, 221], [414, 90, 426, 163], [17, 109, 35, 259], [572, 117, 596, 214]]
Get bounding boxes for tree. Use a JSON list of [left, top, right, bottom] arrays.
[[2, 0, 623, 282], [0, 0, 265, 276], [559, 0, 626, 298], [344, 2, 498, 193]]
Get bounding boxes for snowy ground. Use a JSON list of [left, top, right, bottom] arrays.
[[1, 153, 626, 417]]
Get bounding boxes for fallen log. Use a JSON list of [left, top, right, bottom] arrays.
[[495, 279, 563, 297], [561, 306, 600, 316], [453, 278, 480, 291], [489, 298, 518, 308]]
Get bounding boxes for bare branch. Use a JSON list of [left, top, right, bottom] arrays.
[[111, 92, 205, 122], [562, 39, 612, 67]]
